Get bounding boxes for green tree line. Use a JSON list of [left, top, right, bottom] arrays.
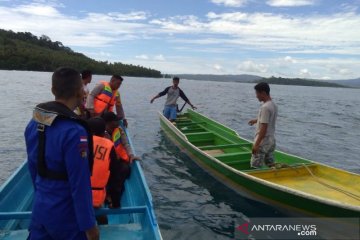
[[257, 76, 345, 88], [0, 29, 162, 78]]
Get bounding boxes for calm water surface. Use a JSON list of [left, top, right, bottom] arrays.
[[0, 70, 359, 239]]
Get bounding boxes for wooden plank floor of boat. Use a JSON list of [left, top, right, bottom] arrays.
[[248, 165, 360, 206]]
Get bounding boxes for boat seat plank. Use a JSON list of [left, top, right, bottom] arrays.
[[226, 160, 250, 166], [184, 131, 211, 136], [188, 139, 213, 144], [180, 127, 206, 133], [0, 225, 145, 240], [176, 121, 206, 126], [199, 143, 252, 150], [203, 149, 225, 156], [179, 126, 204, 130], [215, 152, 252, 158]]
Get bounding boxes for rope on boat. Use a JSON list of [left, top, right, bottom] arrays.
[[302, 164, 360, 202]]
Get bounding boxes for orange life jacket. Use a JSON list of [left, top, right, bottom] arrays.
[[112, 127, 129, 162], [93, 81, 118, 114], [91, 135, 113, 207]]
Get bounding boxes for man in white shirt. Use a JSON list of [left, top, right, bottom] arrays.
[[75, 70, 92, 118], [248, 82, 278, 168]]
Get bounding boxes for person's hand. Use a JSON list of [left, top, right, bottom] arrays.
[[252, 144, 260, 155], [150, 98, 155, 104], [129, 155, 140, 163], [106, 196, 113, 208], [130, 155, 140, 161], [85, 226, 99, 240], [122, 118, 128, 128], [248, 119, 257, 126], [191, 104, 197, 110], [88, 109, 95, 117]]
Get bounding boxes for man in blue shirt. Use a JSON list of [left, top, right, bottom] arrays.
[[25, 67, 99, 240]]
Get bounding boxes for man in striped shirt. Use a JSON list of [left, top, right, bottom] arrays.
[[150, 77, 196, 122]]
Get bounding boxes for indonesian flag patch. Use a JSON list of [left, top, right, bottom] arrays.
[[79, 136, 88, 158]]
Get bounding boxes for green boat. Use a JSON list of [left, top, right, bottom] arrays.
[[159, 109, 360, 218]]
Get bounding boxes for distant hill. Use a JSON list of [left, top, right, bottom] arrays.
[[175, 74, 262, 82], [0, 29, 162, 78], [171, 74, 348, 88], [257, 77, 346, 88], [332, 78, 360, 88]]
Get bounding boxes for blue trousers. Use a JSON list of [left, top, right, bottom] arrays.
[[163, 105, 177, 120], [28, 223, 87, 240]]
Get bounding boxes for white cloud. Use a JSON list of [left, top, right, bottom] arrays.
[[338, 68, 352, 75], [330, 67, 353, 76], [135, 54, 166, 61], [99, 51, 111, 57], [150, 15, 203, 33], [154, 54, 166, 61], [3, 2, 360, 57], [126, 55, 223, 74], [153, 11, 360, 57], [213, 64, 223, 71], [135, 54, 149, 60], [108, 11, 148, 21], [0, 3, 150, 47], [14, 3, 61, 17], [266, 0, 316, 7], [284, 56, 297, 63], [87, 11, 148, 22], [299, 68, 311, 78], [211, 0, 248, 7], [237, 61, 268, 73], [2, 2, 360, 79]]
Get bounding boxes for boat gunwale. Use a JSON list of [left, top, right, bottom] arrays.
[[0, 162, 27, 195], [158, 110, 360, 213]]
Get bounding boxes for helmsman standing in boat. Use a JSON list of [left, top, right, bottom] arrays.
[[150, 76, 196, 122]]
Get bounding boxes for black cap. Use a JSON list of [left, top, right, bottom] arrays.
[[87, 117, 106, 136], [102, 112, 118, 123]]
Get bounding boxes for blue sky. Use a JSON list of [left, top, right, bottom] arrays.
[[0, 0, 359, 79]]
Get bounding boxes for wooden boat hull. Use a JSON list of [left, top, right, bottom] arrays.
[[0, 123, 162, 240], [159, 110, 360, 218]]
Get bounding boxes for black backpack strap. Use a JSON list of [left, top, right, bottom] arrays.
[[37, 123, 68, 181]]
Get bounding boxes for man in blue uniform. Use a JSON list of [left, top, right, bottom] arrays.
[[24, 67, 99, 240]]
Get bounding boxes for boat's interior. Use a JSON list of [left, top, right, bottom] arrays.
[[0, 160, 157, 240], [172, 110, 360, 207], [0, 125, 160, 240], [0, 162, 159, 240], [175, 112, 310, 172]]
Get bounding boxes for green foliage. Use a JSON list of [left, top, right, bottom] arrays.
[[0, 29, 162, 78]]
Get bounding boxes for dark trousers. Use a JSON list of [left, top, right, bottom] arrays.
[[96, 161, 131, 225], [109, 161, 131, 208]]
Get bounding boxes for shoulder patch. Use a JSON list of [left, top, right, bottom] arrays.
[[33, 108, 58, 126]]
